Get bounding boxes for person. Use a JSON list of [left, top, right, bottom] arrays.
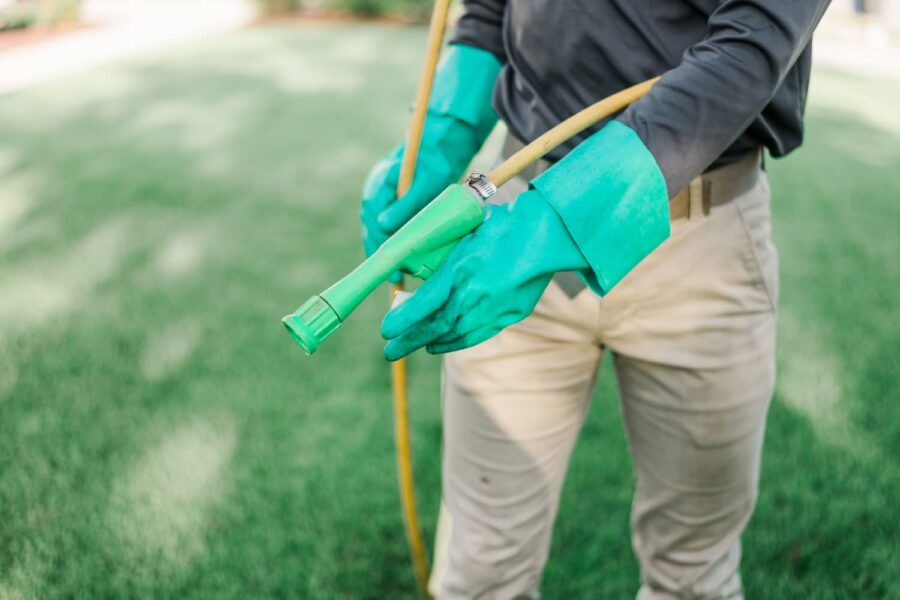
[[360, 1, 830, 598]]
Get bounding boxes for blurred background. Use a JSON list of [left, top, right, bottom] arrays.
[[0, 1, 897, 598]]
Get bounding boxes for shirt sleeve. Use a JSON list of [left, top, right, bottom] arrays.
[[450, 0, 508, 62], [617, 0, 831, 196]]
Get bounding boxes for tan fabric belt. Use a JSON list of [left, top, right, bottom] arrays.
[[668, 150, 763, 220], [500, 134, 763, 222]]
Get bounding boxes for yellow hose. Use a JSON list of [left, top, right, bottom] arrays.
[[388, 307, 431, 596], [392, 0, 453, 596]]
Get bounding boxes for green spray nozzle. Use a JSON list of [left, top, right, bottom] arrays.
[[282, 182, 485, 354], [282, 296, 341, 354]]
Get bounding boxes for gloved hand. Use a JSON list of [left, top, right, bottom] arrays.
[[360, 44, 501, 283], [381, 189, 588, 359], [381, 120, 671, 359]]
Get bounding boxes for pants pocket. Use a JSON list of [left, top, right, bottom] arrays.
[[735, 174, 779, 311]]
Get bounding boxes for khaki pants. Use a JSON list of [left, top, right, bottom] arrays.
[[430, 148, 778, 599]]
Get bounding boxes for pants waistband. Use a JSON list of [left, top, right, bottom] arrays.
[[500, 134, 763, 222]]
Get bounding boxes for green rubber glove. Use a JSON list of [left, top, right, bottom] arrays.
[[360, 44, 501, 283], [381, 121, 670, 359]]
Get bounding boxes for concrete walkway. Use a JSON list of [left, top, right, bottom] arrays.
[[0, 0, 256, 96]]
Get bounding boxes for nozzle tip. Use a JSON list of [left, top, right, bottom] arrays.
[[282, 296, 341, 355]]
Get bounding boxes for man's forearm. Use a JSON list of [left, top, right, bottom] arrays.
[[618, 0, 831, 196]]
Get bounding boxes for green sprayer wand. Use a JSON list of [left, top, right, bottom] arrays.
[[281, 76, 659, 355]]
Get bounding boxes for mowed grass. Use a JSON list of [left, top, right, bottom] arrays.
[[0, 23, 897, 599]]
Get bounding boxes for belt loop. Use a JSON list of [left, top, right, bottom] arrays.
[[688, 177, 704, 221]]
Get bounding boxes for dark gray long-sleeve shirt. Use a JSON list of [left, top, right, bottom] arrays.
[[453, 0, 831, 196]]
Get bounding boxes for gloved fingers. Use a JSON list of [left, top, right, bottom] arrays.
[[426, 323, 502, 355], [427, 308, 524, 350], [431, 308, 488, 344], [361, 185, 397, 230], [381, 268, 454, 340], [361, 160, 399, 258], [376, 173, 448, 234], [362, 216, 396, 258], [362, 223, 381, 255], [387, 271, 403, 285], [360, 160, 400, 247], [383, 281, 468, 360], [383, 303, 459, 361], [362, 156, 401, 203]]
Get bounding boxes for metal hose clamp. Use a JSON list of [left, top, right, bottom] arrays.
[[465, 172, 497, 201]]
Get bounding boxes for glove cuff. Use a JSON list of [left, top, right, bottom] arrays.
[[428, 44, 501, 140], [531, 121, 670, 295]]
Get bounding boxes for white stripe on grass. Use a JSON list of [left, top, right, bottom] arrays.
[[777, 306, 876, 459], [0, 219, 130, 340], [0, 346, 17, 400], [150, 227, 212, 281], [0, 170, 38, 241], [0, 551, 43, 600], [109, 416, 237, 566], [139, 320, 201, 381]]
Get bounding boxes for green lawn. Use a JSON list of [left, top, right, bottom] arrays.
[[0, 23, 897, 599]]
